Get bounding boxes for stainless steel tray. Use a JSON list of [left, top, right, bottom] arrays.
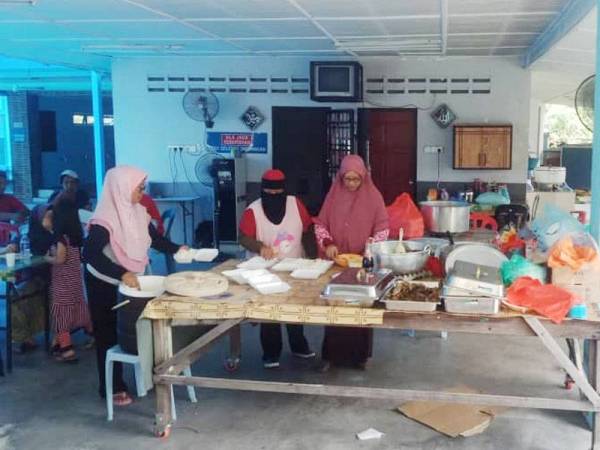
[[381, 280, 441, 312], [321, 268, 394, 301], [382, 299, 439, 312], [445, 260, 504, 298], [443, 295, 500, 314]]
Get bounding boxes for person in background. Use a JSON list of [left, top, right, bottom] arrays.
[[49, 169, 92, 211], [29, 204, 55, 256], [46, 199, 92, 363], [238, 169, 315, 369], [314, 155, 389, 372], [83, 166, 185, 406], [8, 204, 57, 354], [140, 193, 165, 235], [0, 171, 28, 223]]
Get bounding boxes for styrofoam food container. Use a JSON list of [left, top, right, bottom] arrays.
[[237, 257, 277, 270], [250, 280, 291, 295], [222, 269, 250, 285], [194, 248, 219, 262], [239, 269, 272, 282], [291, 268, 323, 279], [118, 275, 166, 298], [272, 258, 303, 271]]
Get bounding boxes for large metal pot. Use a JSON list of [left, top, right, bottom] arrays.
[[419, 201, 471, 234], [370, 240, 431, 274]]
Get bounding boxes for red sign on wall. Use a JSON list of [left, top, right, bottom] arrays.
[[221, 133, 253, 146]]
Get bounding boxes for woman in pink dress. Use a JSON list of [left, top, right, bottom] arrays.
[[314, 155, 389, 371], [48, 200, 92, 362]]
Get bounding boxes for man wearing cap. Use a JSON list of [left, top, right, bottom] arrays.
[[48, 169, 92, 211], [239, 169, 315, 369]]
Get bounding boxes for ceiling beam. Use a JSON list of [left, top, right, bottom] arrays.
[[284, 0, 358, 58], [440, 0, 448, 55], [117, 0, 252, 53], [521, 0, 596, 67]]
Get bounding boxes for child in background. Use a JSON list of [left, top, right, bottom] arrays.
[[47, 200, 92, 362]]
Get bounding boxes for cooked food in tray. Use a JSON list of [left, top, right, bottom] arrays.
[[386, 281, 440, 303]]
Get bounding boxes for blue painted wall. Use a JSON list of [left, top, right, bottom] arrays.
[[34, 93, 114, 197]]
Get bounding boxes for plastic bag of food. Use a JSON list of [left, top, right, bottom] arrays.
[[547, 232, 600, 271], [501, 254, 546, 286], [506, 276, 578, 323], [475, 192, 509, 206], [386, 193, 424, 239], [531, 205, 585, 251]]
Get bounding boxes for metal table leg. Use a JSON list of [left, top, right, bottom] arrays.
[[153, 319, 173, 438], [590, 340, 600, 449], [224, 324, 242, 372], [6, 281, 12, 373], [180, 201, 188, 245]]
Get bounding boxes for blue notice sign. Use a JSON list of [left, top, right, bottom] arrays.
[[207, 132, 268, 154]]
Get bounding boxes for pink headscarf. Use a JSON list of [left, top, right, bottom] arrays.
[[90, 166, 151, 273], [316, 155, 388, 254]]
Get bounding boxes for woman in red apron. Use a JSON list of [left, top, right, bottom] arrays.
[[239, 169, 315, 369]]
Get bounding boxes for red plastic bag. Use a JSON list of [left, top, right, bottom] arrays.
[[506, 277, 578, 323], [387, 193, 424, 239]]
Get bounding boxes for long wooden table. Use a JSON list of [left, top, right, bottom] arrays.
[[145, 262, 600, 447]]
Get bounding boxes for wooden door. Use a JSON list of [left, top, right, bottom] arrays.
[[359, 109, 417, 205], [272, 107, 330, 215]]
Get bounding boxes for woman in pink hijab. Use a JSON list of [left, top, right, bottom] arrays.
[[314, 155, 389, 371], [83, 166, 184, 405]]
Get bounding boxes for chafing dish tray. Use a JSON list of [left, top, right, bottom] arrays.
[[443, 295, 500, 314], [445, 260, 504, 298], [321, 268, 394, 303]]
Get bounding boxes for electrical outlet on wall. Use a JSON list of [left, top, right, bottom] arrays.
[[424, 146, 444, 154], [184, 144, 200, 155]]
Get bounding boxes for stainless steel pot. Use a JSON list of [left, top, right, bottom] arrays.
[[370, 240, 431, 274], [419, 201, 471, 233]]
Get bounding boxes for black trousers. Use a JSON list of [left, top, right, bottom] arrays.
[[260, 323, 310, 361], [85, 270, 127, 397]]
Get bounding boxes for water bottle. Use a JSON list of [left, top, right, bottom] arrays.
[[20, 234, 31, 259]]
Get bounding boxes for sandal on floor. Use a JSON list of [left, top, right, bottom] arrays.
[[55, 347, 79, 363], [113, 392, 133, 406]]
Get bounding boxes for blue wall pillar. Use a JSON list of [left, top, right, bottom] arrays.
[[590, 5, 600, 241], [91, 71, 105, 194]]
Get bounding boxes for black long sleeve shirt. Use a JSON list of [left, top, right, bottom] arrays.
[[83, 223, 179, 281]]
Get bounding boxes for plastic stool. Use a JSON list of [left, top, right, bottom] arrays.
[[105, 345, 197, 421]]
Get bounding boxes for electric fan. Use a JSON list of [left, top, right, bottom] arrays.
[[575, 75, 594, 132], [182, 91, 219, 128]]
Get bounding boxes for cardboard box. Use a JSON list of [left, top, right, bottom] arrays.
[[397, 386, 506, 438], [551, 264, 600, 303]]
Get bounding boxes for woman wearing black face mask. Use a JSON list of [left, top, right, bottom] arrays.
[[238, 169, 315, 369]]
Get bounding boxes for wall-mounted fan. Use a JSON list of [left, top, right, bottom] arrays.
[[575, 75, 594, 132], [182, 91, 219, 128]]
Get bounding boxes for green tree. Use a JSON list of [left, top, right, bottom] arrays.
[[545, 104, 592, 148]]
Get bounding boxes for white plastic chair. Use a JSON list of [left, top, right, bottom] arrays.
[[105, 345, 197, 421]]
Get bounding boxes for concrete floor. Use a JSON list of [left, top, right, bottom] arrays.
[[0, 323, 594, 450]]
